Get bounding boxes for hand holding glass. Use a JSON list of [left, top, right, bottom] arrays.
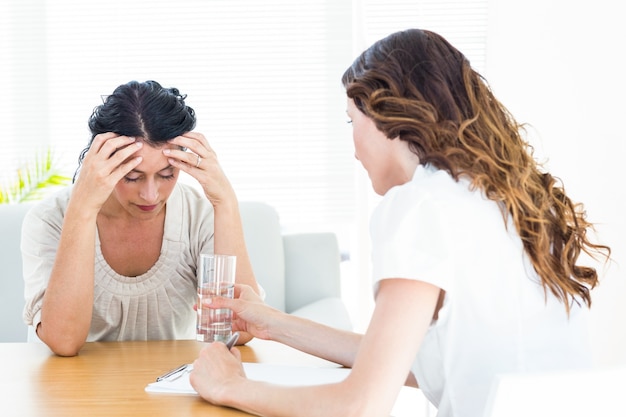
[[197, 254, 236, 343]]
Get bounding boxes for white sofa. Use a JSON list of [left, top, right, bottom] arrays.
[[0, 203, 34, 342], [0, 201, 351, 343], [239, 201, 351, 329]]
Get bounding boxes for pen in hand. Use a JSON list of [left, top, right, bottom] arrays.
[[156, 332, 240, 382], [224, 331, 240, 350]]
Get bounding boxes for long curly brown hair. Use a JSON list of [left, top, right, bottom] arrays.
[[342, 29, 611, 312]]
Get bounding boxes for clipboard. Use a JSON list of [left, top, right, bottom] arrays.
[[145, 362, 350, 394]]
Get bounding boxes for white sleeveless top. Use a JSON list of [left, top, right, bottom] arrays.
[[370, 164, 591, 417]]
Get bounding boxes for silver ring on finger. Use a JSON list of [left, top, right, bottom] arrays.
[[195, 155, 202, 168]]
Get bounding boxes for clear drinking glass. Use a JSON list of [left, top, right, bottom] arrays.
[[196, 254, 236, 343]]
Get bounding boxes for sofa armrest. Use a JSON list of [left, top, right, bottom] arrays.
[[289, 297, 352, 331]]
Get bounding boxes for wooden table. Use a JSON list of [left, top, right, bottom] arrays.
[[0, 338, 339, 417]]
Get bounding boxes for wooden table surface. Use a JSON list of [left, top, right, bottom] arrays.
[[0, 338, 338, 417]]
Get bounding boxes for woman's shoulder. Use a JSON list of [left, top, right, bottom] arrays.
[[25, 186, 73, 221], [374, 164, 493, 232], [167, 182, 214, 227], [409, 164, 470, 196], [380, 165, 465, 210], [171, 182, 213, 209], [18, 186, 73, 241]]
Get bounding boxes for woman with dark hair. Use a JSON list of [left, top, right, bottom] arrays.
[[22, 80, 259, 356], [189, 30, 611, 417]]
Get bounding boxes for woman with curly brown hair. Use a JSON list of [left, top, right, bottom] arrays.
[[189, 29, 611, 417]]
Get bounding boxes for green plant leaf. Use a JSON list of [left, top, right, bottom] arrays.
[[0, 147, 72, 204]]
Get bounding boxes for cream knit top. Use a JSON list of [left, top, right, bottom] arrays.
[[22, 183, 214, 341]]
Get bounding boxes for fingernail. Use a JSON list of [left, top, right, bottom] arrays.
[[163, 148, 171, 155], [128, 136, 136, 141]]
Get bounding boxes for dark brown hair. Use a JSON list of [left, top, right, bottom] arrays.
[[342, 29, 611, 311]]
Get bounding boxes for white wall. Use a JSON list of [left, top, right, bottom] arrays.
[[485, 0, 626, 367]]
